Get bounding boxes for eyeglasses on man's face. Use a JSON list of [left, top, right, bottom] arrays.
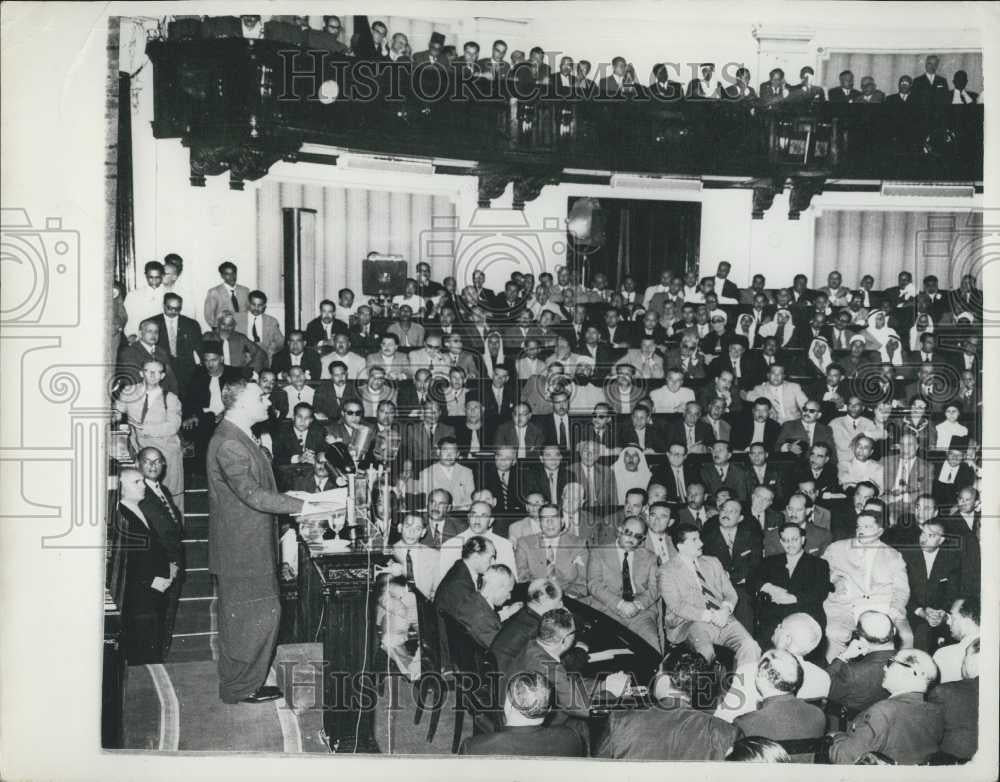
[[344, 409, 363, 416], [884, 657, 917, 673]]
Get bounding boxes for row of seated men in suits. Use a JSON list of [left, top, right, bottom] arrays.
[[408, 516, 979, 762], [368, 444, 981, 656]]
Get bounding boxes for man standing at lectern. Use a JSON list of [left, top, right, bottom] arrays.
[[207, 377, 326, 704]]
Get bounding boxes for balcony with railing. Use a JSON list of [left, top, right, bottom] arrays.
[[145, 35, 984, 200]]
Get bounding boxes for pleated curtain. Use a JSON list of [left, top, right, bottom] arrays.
[[820, 51, 983, 95], [813, 210, 985, 289], [256, 181, 456, 315]]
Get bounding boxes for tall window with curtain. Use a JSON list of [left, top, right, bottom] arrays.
[[566, 197, 701, 289], [813, 209, 986, 289]]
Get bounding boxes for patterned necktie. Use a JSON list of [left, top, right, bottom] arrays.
[[621, 552, 635, 601], [154, 484, 177, 525], [696, 564, 720, 609], [546, 544, 555, 567], [230, 291, 239, 313], [498, 472, 510, 509], [433, 524, 442, 547]]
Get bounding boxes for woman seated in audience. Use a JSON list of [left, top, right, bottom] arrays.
[[613, 446, 652, 505], [115, 357, 185, 512], [934, 403, 969, 451]]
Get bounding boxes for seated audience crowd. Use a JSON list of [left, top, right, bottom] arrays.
[[113, 249, 982, 763]]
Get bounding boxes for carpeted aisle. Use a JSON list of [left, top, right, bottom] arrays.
[[121, 642, 471, 754]]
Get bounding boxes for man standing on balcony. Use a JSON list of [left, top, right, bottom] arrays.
[[791, 66, 825, 103], [829, 70, 862, 103], [910, 54, 949, 107]]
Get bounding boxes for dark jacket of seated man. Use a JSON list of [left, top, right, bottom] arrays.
[[271, 419, 328, 465], [459, 671, 586, 757], [597, 649, 739, 761]]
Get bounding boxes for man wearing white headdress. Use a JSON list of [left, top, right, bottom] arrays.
[[757, 309, 795, 348], [612, 446, 653, 505]]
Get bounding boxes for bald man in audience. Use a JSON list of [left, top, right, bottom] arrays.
[[826, 610, 897, 713], [716, 613, 828, 722], [732, 650, 826, 741], [490, 577, 565, 675], [828, 648, 943, 764], [459, 672, 585, 757]]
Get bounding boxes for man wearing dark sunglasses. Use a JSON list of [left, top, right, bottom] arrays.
[[829, 648, 943, 764], [586, 517, 661, 651], [150, 291, 202, 395]]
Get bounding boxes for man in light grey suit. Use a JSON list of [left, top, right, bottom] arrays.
[[238, 290, 285, 363], [659, 523, 761, 668], [207, 378, 326, 704], [515, 503, 589, 599], [204, 260, 250, 329], [587, 516, 661, 651]]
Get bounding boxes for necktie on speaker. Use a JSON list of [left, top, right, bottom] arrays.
[[230, 291, 239, 313], [621, 552, 635, 601]]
